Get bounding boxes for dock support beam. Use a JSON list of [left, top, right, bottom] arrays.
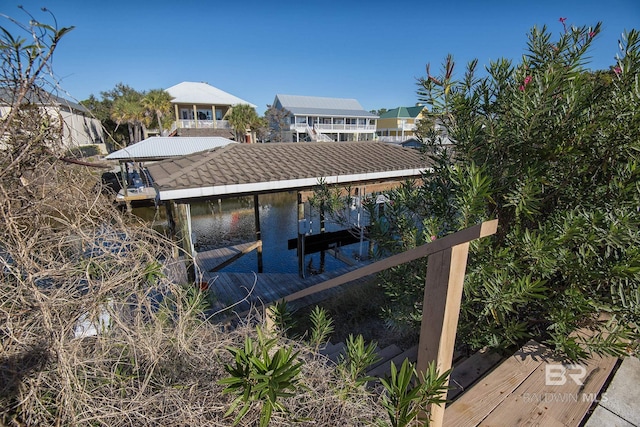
[[254, 194, 263, 273], [319, 200, 325, 273], [172, 201, 195, 282], [297, 192, 305, 278]]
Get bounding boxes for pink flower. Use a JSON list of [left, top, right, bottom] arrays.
[[519, 75, 533, 92], [613, 66, 622, 75], [559, 17, 567, 24], [430, 235, 437, 241]]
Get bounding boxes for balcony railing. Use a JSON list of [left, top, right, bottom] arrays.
[[176, 119, 231, 129], [289, 123, 376, 132], [377, 135, 417, 143]]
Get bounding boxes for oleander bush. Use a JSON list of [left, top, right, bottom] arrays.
[[369, 20, 640, 359]]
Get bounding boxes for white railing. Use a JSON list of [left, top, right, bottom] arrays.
[[176, 119, 231, 129], [377, 135, 417, 143], [316, 123, 376, 131], [289, 123, 376, 132], [305, 126, 334, 142]]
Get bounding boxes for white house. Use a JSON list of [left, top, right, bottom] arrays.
[[271, 94, 378, 142], [166, 82, 256, 136]]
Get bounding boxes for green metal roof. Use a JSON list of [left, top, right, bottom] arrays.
[[379, 106, 425, 119]]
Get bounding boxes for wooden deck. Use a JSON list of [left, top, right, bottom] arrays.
[[116, 187, 157, 201], [196, 241, 262, 272], [444, 339, 619, 426], [196, 244, 373, 314]]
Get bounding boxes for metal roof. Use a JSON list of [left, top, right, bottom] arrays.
[[379, 106, 426, 119], [0, 87, 89, 113], [105, 137, 236, 161], [146, 142, 430, 201], [166, 82, 256, 108], [275, 94, 377, 118]]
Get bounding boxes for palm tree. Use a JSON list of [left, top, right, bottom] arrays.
[[110, 92, 146, 145], [227, 104, 259, 143], [142, 89, 173, 134]]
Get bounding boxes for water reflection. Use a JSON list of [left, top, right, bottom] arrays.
[[133, 192, 367, 275]]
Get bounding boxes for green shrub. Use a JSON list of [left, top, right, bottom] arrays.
[[370, 23, 640, 359], [218, 327, 304, 426], [378, 359, 450, 427]]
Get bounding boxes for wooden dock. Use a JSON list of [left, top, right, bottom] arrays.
[[200, 264, 373, 315], [195, 241, 374, 314], [116, 187, 157, 202], [196, 241, 262, 272]]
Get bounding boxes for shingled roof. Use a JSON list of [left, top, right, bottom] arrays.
[[147, 142, 430, 201]]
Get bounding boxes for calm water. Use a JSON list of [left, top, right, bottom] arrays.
[[133, 192, 368, 274]]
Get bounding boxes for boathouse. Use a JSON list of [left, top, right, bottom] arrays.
[[145, 141, 431, 276], [105, 136, 235, 203]]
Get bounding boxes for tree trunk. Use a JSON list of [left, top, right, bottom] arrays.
[[156, 112, 163, 134], [127, 123, 134, 145]]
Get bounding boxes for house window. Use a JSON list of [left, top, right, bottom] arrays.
[[180, 109, 194, 120], [196, 109, 212, 120]]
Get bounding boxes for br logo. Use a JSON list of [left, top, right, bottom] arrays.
[[545, 364, 587, 386]]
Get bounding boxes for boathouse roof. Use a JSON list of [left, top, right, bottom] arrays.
[[146, 142, 430, 201], [105, 137, 236, 161]]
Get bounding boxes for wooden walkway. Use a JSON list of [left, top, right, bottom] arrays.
[[197, 249, 373, 315], [444, 339, 619, 426], [196, 241, 262, 272]]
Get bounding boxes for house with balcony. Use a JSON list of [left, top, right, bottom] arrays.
[[271, 94, 378, 142], [376, 105, 428, 143], [166, 82, 256, 138]]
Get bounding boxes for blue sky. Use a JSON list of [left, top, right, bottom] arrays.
[[2, 1, 638, 114]]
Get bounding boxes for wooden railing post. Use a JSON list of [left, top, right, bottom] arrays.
[[417, 242, 470, 426], [417, 220, 498, 427]]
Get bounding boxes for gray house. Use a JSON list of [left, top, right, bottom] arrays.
[[271, 94, 378, 142]]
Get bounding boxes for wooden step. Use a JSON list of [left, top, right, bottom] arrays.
[[444, 340, 618, 427], [447, 349, 503, 400], [326, 341, 347, 363], [367, 344, 403, 370], [366, 345, 419, 378]]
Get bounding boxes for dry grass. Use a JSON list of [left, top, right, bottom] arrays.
[[0, 146, 384, 426]]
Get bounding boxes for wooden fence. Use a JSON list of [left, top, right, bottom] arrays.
[[281, 219, 499, 427]]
